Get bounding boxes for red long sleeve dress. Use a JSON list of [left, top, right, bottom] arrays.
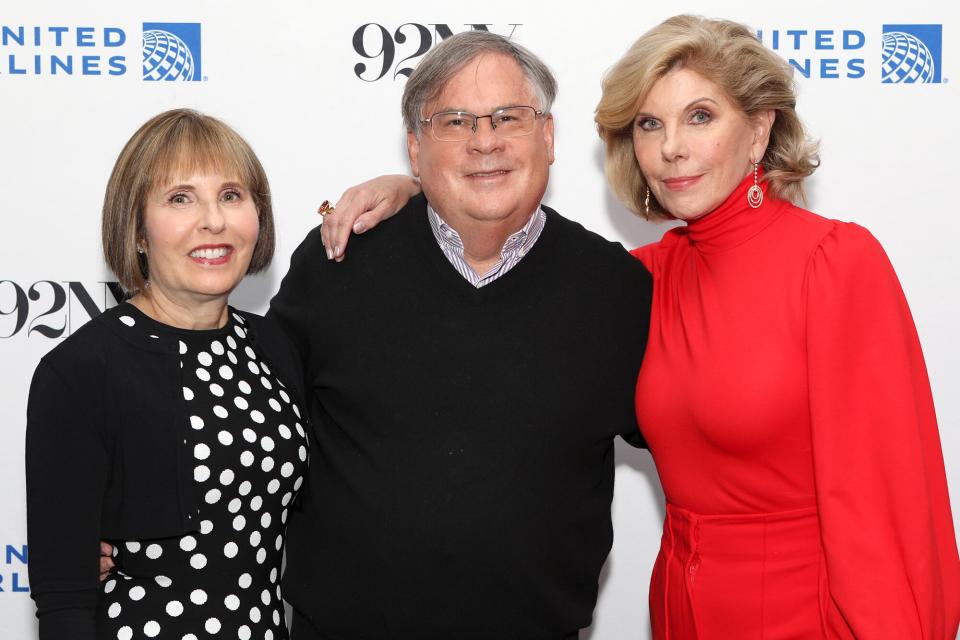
[[631, 174, 960, 639]]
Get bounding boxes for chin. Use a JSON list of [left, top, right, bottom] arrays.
[[659, 196, 707, 222], [188, 279, 242, 299]]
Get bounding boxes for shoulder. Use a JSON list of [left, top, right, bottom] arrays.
[[777, 203, 876, 249], [808, 219, 894, 281], [790, 208, 904, 304], [29, 307, 134, 401], [540, 205, 650, 278], [780, 200, 889, 264], [238, 309, 295, 353], [289, 195, 428, 274], [346, 193, 428, 254], [36, 305, 124, 374], [236, 308, 303, 383], [629, 241, 661, 270]]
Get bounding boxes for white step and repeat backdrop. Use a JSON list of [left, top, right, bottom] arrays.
[[1, 1, 957, 638]]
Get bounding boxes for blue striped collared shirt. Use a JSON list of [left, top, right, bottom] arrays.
[[427, 204, 546, 288]]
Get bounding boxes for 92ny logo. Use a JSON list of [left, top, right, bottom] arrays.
[[352, 23, 520, 82], [0, 281, 124, 339]]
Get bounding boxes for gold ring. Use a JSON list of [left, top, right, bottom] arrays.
[[317, 200, 335, 217]]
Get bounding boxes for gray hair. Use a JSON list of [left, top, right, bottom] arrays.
[[402, 30, 558, 135]]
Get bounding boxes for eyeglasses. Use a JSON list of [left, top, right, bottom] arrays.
[[420, 106, 545, 142]]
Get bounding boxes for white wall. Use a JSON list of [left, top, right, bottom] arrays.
[[1, 1, 956, 638]]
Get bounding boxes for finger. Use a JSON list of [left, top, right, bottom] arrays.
[[321, 193, 352, 260], [327, 194, 362, 262], [353, 198, 395, 234], [99, 555, 115, 581], [330, 191, 361, 260]]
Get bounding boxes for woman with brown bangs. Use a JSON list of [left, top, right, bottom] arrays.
[[26, 109, 309, 640], [320, 15, 959, 639]]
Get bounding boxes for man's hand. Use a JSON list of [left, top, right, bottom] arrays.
[[319, 175, 421, 262], [99, 541, 115, 581]]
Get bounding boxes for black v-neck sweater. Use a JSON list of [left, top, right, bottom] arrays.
[[269, 195, 652, 639]]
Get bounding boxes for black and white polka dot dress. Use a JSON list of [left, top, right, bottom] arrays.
[[99, 304, 308, 640]]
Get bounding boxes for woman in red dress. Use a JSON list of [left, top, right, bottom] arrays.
[[318, 15, 960, 638], [592, 15, 959, 638]]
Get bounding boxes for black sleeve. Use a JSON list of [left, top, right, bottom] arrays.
[[25, 358, 109, 640], [266, 225, 326, 381], [620, 428, 647, 449], [616, 252, 651, 450]]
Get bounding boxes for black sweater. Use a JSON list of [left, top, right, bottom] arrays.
[[25, 305, 306, 639], [269, 196, 652, 639]]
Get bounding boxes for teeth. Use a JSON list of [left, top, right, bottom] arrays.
[[190, 247, 229, 259]]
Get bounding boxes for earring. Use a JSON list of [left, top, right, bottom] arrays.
[[644, 187, 651, 216], [137, 246, 145, 254], [747, 161, 763, 209]]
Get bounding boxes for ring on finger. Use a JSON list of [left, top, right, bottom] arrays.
[[317, 200, 336, 217]]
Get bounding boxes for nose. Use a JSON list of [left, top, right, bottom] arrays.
[[660, 123, 688, 163], [200, 198, 226, 233], [468, 115, 505, 153]]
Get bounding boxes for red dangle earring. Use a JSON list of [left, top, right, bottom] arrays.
[[747, 161, 763, 209]]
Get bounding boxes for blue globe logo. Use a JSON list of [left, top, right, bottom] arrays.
[[881, 32, 936, 83], [143, 29, 196, 81]]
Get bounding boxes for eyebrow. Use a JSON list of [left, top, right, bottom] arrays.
[[684, 96, 720, 109], [161, 183, 194, 194], [160, 180, 245, 193], [636, 96, 721, 118], [430, 104, 525, 115]]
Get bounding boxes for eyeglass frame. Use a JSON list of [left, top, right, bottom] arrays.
[[418, 105, 546, 142]]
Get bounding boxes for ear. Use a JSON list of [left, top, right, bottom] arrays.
[[407, 130, 422, 178], [542, 113, 555, 166], [750, 109, 776, 164]]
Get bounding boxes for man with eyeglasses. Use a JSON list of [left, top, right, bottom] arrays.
[[269, 31, 652, 640]]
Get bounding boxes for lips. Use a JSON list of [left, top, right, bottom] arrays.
[[661, 175, 703, 191], [189, 244, 233, 265], [466, 169, 511, 178]]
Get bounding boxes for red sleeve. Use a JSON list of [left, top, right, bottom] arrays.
[[805, 222, 960, 638]]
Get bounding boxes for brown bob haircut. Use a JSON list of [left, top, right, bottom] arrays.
[[102, 108, 274, 294], [595, 15, 820, 220]]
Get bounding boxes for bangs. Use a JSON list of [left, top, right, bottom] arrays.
[[145, 117, 256, 194]]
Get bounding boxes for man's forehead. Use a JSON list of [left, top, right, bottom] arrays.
[[427, 53, 534, 112]]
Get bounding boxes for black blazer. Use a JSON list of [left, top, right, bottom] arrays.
[[24, 303, 306, 639]]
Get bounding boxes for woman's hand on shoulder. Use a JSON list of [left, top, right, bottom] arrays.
[[320, 175, 421, 262]]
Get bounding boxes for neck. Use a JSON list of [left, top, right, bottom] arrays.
[[441, 211, 534, 274], [129, 288, 229, 330]]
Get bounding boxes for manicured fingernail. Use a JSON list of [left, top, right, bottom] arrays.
[[325, 247, 333, 260], [353, 222, 365, 233], [334, 246, 342, 258]]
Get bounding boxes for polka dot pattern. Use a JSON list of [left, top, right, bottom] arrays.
[[102, 307, 307, 638]]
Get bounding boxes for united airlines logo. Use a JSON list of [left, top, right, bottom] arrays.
[[0, 544, 28, 594], [756, 22, 945, 83], [881, 24, 941, 83], [142, 22, 202, 81], [0, 21, 202, 79]]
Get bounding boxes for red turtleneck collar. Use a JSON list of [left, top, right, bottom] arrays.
[[674, 170, 786, 254]]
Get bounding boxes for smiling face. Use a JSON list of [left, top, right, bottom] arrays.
[[407, 53, 555, 232], [141, 173, 260, 308], [633, 67, 774, 221]]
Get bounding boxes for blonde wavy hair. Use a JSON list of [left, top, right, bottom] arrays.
[[595, 15, 819, 220]]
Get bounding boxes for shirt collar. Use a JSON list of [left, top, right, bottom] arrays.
[[427, 203, 544, 258]]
